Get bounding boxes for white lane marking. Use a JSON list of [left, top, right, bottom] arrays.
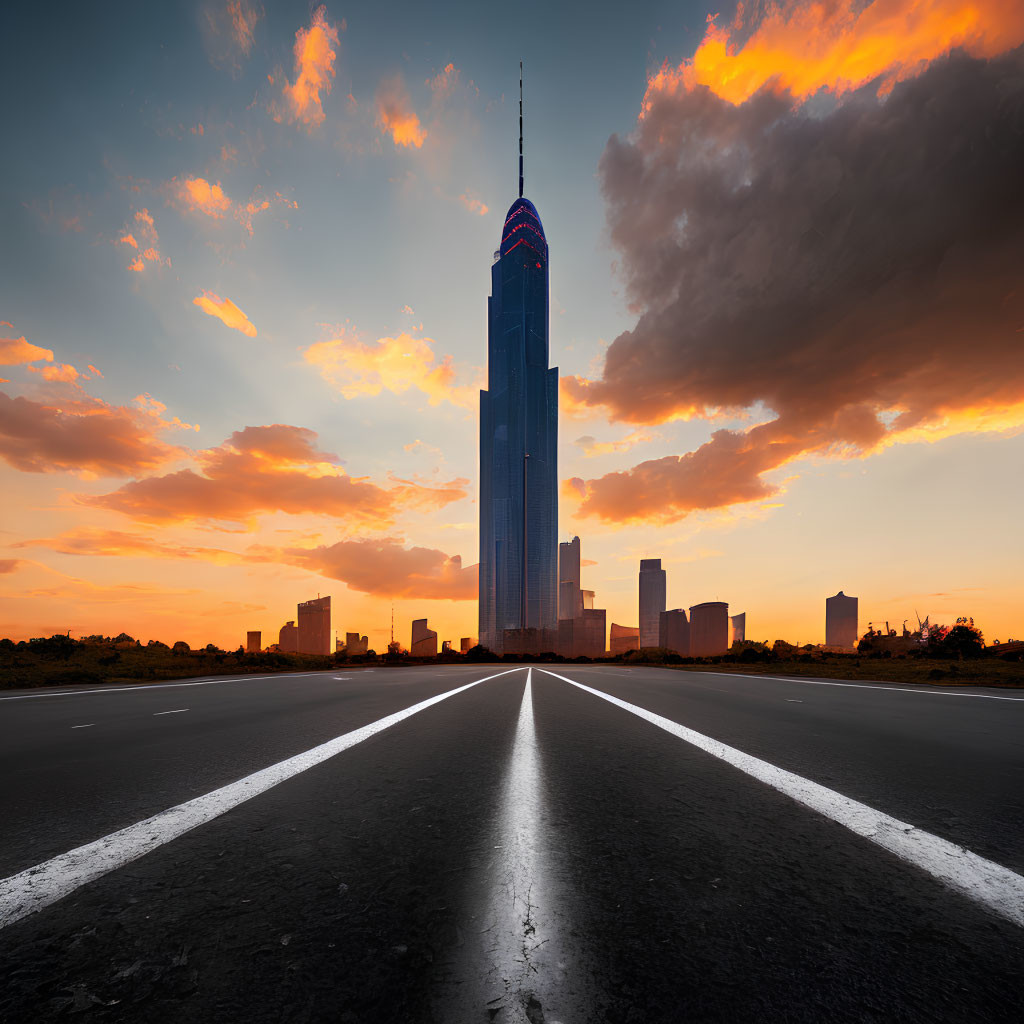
[[0, 672, 338, 701], [700, 671, 1024, 702], [786, 699, 804, 703], [540, 669, 1024, 929], [0, 667, 524, 931], [70, 724, 94, 729], [479, 668, 566, 1021], [153, 709, 189, 716]]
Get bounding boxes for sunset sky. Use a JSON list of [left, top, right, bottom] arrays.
[[2, 0, 1022, 651]]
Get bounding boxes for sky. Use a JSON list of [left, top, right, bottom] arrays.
[[1, 0, 1022, 651]]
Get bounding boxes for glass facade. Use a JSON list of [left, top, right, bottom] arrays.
[[479, 197, 558, 653]]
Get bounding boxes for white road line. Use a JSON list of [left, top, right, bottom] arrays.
[[701, 671, 1024, 701], [540, 669, 1024, 929], [153, 709, 189, 716], [70, 724, 94, 729], [0, 672, 336, 701], [0, 667, 523, 931], [475, 668, 567, 1022]]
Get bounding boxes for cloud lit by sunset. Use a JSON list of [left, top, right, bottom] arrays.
[[279, 5, 340, 127], [643, 0, 1024, 109], [376, 76, 427, 148], [193, 291, 258, 337]]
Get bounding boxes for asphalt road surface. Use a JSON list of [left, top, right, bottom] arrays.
[[2, 664, 1023, 1023]]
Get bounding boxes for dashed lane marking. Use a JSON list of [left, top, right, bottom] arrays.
[[541, 669, 1024, 929], [70, 724, 95, 729], [153, 709, 189, 716], [0, 667, 524, 931]]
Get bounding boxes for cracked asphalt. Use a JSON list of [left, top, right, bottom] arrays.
[[1, 664, 1023, 1022]]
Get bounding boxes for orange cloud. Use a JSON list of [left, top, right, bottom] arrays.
[[228, 0, 260, 54], [202, 0, 263, 73], [193, 291, 258, 337], [175, 177, 233, 218], [573, 428, 661, 457], [0, 559, 21, 574], [133, 393, 200, 433], [303, 328, 478, 409], [278, 5, 340, 127], [376, 76, 427, 148], [86, 424, 467, 526], [117, 209, 169, 272], [459, 193, 488, 216], [28, 362, 79, 383], [16, 527, 246, 566], [168, 177, 297, 236], [643, 0, 1024, 110], [0, 334, 54, 366], [0, 392, 183, 477], [287, 537, 476, 599]]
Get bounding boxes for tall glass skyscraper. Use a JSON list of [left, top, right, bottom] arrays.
[[478, 72, 558, 653]]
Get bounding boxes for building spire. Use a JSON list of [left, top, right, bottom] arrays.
[[518, 61, 524, 199]]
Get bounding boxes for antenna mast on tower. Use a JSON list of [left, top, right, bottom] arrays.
[[519, 61, 524, 198]]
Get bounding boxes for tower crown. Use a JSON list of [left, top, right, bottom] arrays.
[[499, 197, 547, 261]]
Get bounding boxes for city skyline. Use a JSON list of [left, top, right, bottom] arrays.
[[2, 0, 1023, 652]]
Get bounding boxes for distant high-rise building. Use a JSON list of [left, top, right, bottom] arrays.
[[246, 631, 261, 653], [639, 558, 667, 647], [826, 591, 858, 649], [578, 608, 606, 658], [478, 71, 558, 654], [609, 622, 640, 655], [460, 637, 473, 653], [411, 618, 438, 657], [558, 537, 582, 620], [659, 609, 689, 655], [297, 597, 331, 655], [345, 632, 368, 655], [689, 602, 729, 657], [730, 613, 746, 646], [278, 620, 298, 653]]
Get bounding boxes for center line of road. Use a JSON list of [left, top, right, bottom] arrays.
[[153, 709, 189, 716], [490, 668, 559, 1014], [540, 669, 1024, 929], [0, 667, 524, 932], [70, 724, 94, 729]]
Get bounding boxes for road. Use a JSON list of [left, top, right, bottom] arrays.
[[1, 664, 1023, 1022]]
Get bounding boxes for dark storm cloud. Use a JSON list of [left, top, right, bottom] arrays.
[[567, 47, 1024, 523]]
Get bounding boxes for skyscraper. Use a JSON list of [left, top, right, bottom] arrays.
[[730, 612, 746, 645], [689, 601, 729, 657], [479, 67, 558, 654], [297, 597, 331, 655], [659, 609, 690, 655], [826, 591, 858, 648], [639, 558, 667, 647], [559, 536, 582, 621]]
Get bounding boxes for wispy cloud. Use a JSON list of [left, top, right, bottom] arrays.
[[193, 291, 258, 337], [117, 209, 170, 272], [376, 75, 427, 148], [458, 193, 488, 216], [275, 5, 341, 127], [303, 327, 478, 409]]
